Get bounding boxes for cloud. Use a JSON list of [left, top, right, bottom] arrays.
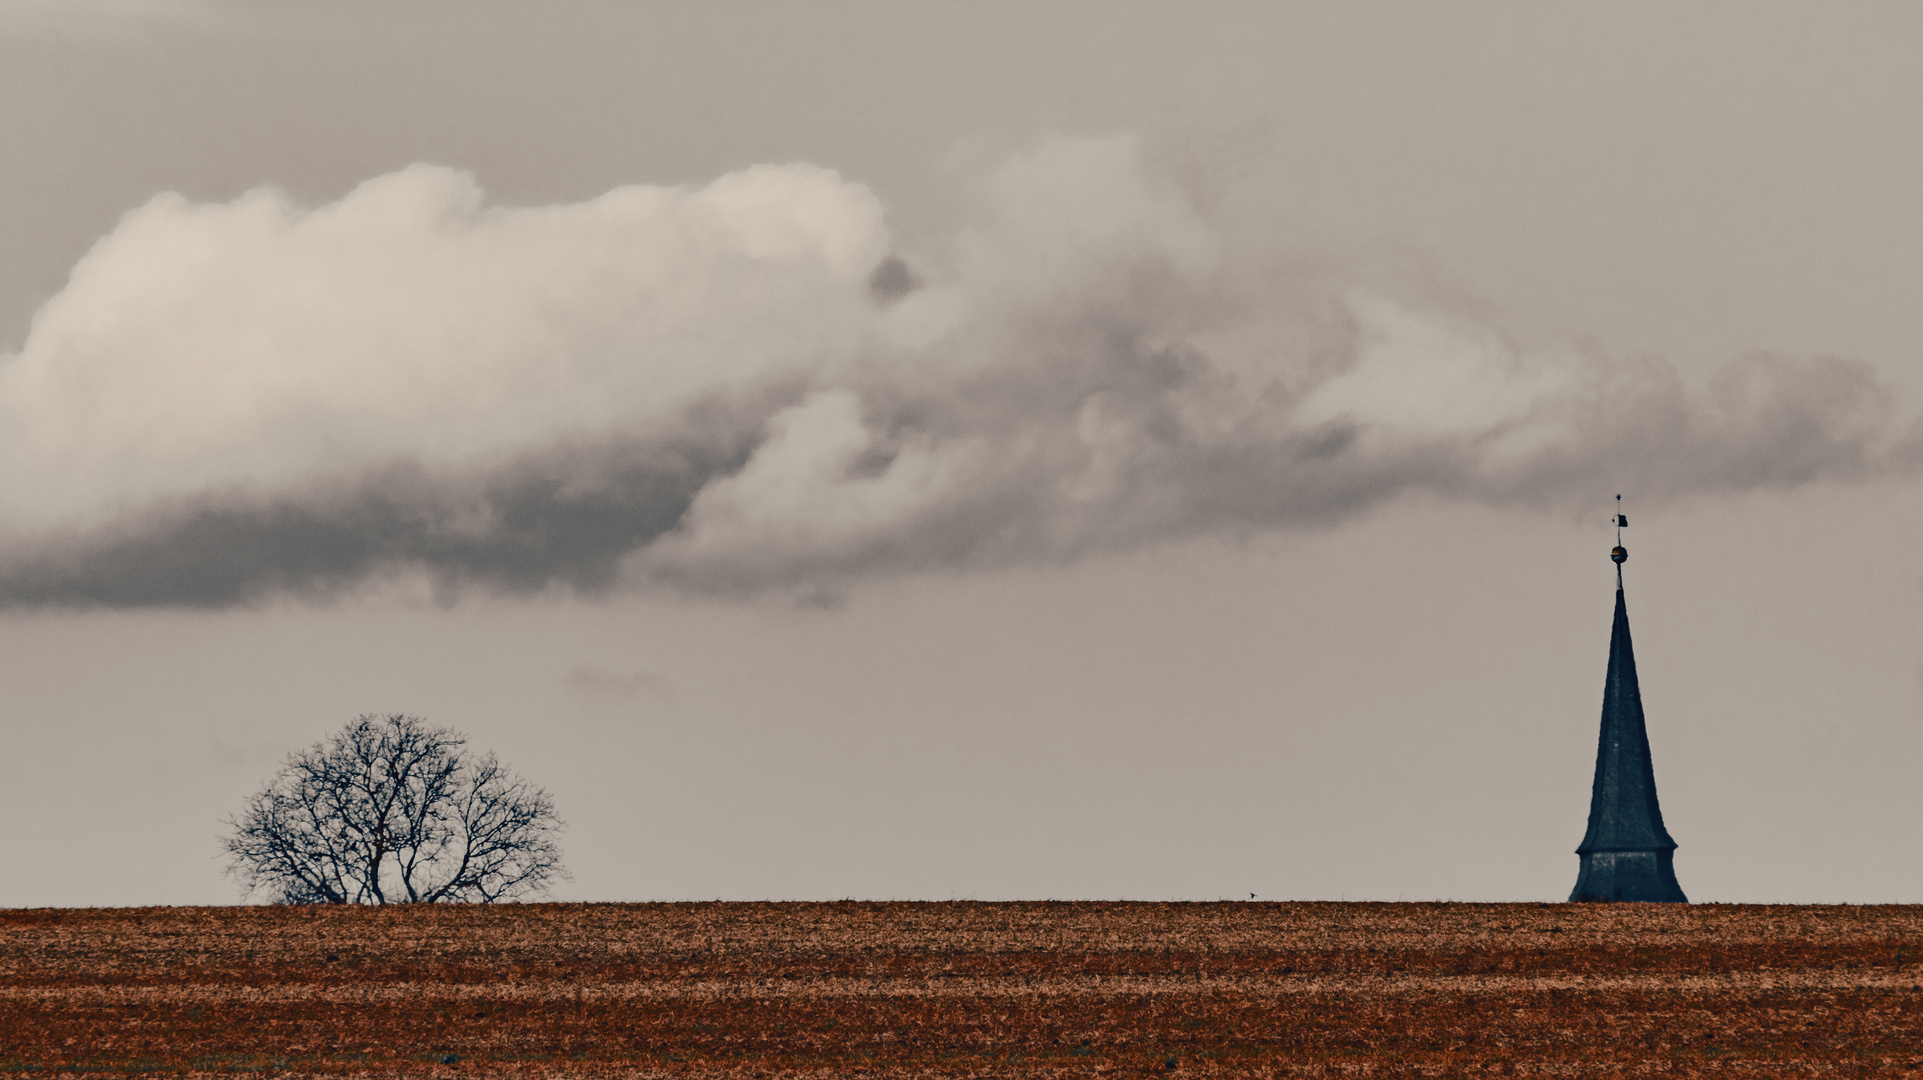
[[0, 0, 221, 39], [0, 136, 1905, 607], [565, 664, 670, 702]]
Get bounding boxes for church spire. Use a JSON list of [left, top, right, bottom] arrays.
[[1569, 499, 1688, 903]]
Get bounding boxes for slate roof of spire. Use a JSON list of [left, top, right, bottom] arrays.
[[1576, 586, 1678, 854]]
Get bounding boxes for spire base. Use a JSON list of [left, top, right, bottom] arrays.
[[1569, 849, 1687, 903]]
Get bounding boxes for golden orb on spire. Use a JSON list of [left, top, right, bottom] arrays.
[[1611, 545, 1628, 564]]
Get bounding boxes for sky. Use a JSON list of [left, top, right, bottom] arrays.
[[2, 0, 1922, 906]]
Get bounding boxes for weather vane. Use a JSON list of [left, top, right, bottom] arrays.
[[1611, 494, 1628, 586]]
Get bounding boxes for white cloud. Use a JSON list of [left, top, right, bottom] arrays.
[[0, 162, 885, 525], [0, 135, 1901, 606]]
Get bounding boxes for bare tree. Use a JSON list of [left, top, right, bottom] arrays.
[[222, 714, 567, 904]]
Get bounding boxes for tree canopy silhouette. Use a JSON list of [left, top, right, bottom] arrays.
[[222, 714, 566, 904]]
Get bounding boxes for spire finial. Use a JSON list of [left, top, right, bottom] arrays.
[[1610, 494, 1628, 587]]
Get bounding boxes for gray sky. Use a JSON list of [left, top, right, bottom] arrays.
[[2, 0, 1921, 906]]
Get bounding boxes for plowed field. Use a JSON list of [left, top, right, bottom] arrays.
[[3, 901, 1920, 1077]]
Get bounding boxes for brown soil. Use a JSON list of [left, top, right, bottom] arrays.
[[3, 901, 1920, 1077]]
